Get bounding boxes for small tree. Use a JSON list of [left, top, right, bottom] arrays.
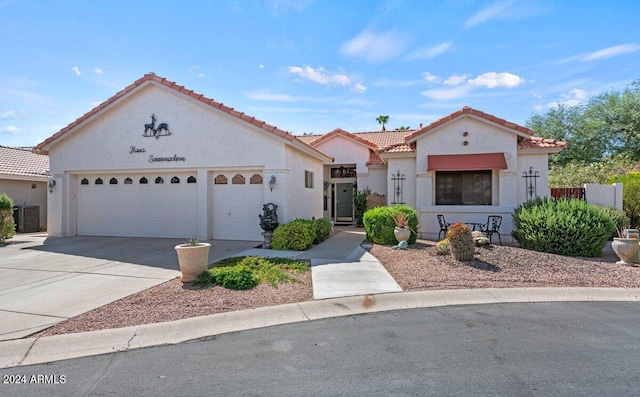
[[0, 193, 16, 242], [609, 171, 640, 228]]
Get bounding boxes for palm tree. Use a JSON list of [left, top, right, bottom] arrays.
[[396, 126, 411, 130], [376, 115, 389, 131]]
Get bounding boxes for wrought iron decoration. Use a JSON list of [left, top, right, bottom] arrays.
[[143, 114, 171, 139]]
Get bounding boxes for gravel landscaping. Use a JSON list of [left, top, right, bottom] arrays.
[[33, 236, 640, 338]]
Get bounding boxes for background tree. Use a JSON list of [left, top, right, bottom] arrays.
[[396, 126, 411, 130], [376, 115, 389, 131]]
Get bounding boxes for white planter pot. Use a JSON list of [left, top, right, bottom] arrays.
[[394, 227, 411, 243], [612, 238, 639, 265], [175, 243, 211, 282]]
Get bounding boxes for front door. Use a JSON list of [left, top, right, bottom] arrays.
[[335, 183, 354, 223]]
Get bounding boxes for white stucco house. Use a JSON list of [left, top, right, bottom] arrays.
[[37, 73, 565, 243], [36, 73, 332, 241], [0, 146, 49, 232]]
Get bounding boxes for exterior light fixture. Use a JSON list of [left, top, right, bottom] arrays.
[[269, 175, 276, 192], [48, 179, 56, 194]]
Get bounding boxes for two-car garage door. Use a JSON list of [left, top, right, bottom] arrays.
[[77, 173, 199, 238], [76, 172, 264, 240]]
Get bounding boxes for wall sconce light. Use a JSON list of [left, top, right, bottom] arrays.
[[48, 179, 56, 194], [269, 175, 276, 192]]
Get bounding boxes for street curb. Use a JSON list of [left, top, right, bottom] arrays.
[[2, 287, 639, 369]]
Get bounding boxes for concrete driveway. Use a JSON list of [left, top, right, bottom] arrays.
[[0, 234, 259, 341]]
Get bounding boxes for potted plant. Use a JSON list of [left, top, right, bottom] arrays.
[[612, 227, 639, 266], [393, 213, 412, 243], [175, 238, 211, 282]]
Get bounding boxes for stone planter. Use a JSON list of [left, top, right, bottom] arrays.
[[394, 227, 411, 243], [612, 238, 639, 266], [175, 243, 211, 282]]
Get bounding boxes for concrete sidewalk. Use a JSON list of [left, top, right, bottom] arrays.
[[239, 228, 403, 299], [2, 287, 639, 368]]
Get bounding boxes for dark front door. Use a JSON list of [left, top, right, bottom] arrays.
[[335, 183, 354, 223]]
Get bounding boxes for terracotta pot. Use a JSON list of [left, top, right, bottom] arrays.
[[612, 238, 639, 265], [394, 227, 411, 243], [175, 243, 211, 282]]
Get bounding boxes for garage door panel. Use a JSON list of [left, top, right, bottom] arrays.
[[212, 175, 264, 241], [77, 174, 198, 238]]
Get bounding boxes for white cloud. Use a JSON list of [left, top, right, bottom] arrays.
[[198, 73, 206, 78], [340, 30, 408, 63], [289, 66, 350, 86], [421, 85, 472, 101], [444, 74, 468, 86], [247, 91, 293, 102], [0, 110, 18, 119], [372, 78, 421, 87], [465, 0, 551, 28], [467, 72, 524, 88], [0, 125, 21, 134], [409, 42, 452, 59], [582, 43, 640, 61], [547, 88, 589, 108], [351, 83, 367, 94], [422, 72, 439, 83], [71, 66, 81, 76], [94, 68, 103, 74]]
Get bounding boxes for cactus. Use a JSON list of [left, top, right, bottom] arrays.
[[436, 239, 449, 255], [446, 223, 474, 261]]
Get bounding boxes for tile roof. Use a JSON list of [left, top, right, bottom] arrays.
[[0, 146, 49, 178], [405, 106, 535, 142], [37, 73, 308, 152], [518, 136, 568, 149]]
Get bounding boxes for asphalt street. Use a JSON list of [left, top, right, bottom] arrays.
[[1, 301, 639, 396]]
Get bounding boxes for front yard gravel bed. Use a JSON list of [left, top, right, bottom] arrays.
[[33, 239, 640, 338]]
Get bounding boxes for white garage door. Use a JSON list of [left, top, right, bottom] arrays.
[[77, 173, 198, 238], [212, 173, 264, 241]]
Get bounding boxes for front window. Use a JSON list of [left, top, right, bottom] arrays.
[[305, 171, 314, 188], [436, 170, 492, 205]]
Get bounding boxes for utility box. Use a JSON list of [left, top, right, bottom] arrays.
[[13, 206, 40, 233]]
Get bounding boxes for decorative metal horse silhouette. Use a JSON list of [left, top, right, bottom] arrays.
[[143, 114, 171, 139]]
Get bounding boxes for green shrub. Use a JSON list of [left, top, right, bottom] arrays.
[[363, 205, 419, 245], [608, 171, 640, 228], [598, 206, 630, 237], [271, 219, 317, 251], [511, 197, 615, 257], [194, 256, 309, 289], [0, 193, 15, 242], [314, 218, 332, 244], [353, 188, 370, 227]]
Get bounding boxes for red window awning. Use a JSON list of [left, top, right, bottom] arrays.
[[427, 153, 507, 171]]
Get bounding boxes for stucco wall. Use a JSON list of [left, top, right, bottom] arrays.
[[283, 146, 324, 222], [313, 136, 370, 175], [414, 117, 524, 243], [517, 153, 551, 204], [0, 178, 47, 231], [386, 158, 416, 209]]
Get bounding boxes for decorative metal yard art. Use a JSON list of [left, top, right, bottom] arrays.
[[391, 170, 405, 205], [258, 203, 279, 249], [143, 114, 171, 139], [522, 167, 539, 200]]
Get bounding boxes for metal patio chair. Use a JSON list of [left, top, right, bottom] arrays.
[[437, 214, 450, 241], [481, 215, 503, 245]]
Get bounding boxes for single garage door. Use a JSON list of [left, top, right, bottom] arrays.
[[212, 172, 264, 241], [77, 173, 198, 238]]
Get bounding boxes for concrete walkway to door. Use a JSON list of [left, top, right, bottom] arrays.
[[0, 234, 259, 341]]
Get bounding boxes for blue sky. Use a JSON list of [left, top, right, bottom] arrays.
[[1, 0, 639, 147]]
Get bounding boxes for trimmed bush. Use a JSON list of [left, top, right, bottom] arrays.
[[0, 193, 15, 242], [363, 205, 419, 245], [314, 218, 332, 244], [608, 172, 640, 228], [271, 219, 317, 251], [511, 197, 615, 257], [211, 265, 259, 290]]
